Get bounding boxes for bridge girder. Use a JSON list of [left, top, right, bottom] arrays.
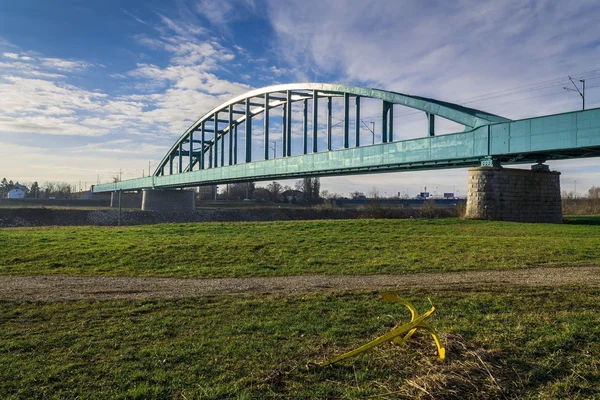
[[153, 83, 511, 178]]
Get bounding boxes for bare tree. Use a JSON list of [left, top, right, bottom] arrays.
[[297, 178, 320, 204], [321, 190, 341, 200], [221, 182, 255, 200], [252, 188, 272, 201], [43, 182, 55, 198], [368, 186, 380, 199], [588, 186, 600, 199], [266, 181, 282, 201], [312, 178, 320, 201], [28, 182, 40, 198], [561, 190, 575, 199]]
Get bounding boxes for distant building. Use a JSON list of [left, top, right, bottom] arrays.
[[13, 183, 28, 193], [7, 188, 25, 199], [280, 189, 305, 203]]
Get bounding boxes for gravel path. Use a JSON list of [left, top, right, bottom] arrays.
[[0, 266, 598, 302]]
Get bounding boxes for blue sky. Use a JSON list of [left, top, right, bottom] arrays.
[[1, 0, 600, 196]]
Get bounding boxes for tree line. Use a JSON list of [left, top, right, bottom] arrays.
[[0, 178, 78, 199], [208, 178, 323, 204], [562, 186, 600, 200]]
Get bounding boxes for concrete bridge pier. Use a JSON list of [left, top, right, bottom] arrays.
[[141, 189, 196, 211], [110, 191, 142, 208], [466, 163, 562, 223]]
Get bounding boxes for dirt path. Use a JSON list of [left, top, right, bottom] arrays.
[[0, 266, 598, 302]]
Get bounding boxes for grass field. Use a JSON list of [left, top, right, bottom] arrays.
[[1, 286, 598, 399], [2, 217, 599, 398], [1, 216, 600, 278]]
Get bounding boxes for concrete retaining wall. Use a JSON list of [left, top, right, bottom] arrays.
[[466, 167, 562, 223], [141, 189, 196, 211]]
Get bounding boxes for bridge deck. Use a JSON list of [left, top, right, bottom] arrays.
[[93, 108, 600, 193]]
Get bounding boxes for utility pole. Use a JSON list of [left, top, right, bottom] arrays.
[[149, 161, 151, 177], [361, 120, 375, 145], [371, 122, 375, 144], [117, 190, 122, 226], [574, 180, 577, 199], [270, 141, 277, 158], [564, 77, 585, 110], [582, 79, 586, 110]]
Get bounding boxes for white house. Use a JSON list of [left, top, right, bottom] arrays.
[[8, 188, 25, 199], [13, 183, 28, 193]]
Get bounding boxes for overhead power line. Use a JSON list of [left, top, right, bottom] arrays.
[[356, 71, 600, 123], [456, 68, 600, 104]]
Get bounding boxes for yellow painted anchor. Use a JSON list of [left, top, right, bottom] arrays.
[[319, 293, 445, 367]]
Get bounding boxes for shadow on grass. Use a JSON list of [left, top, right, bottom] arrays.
[[563, 215, 600, 225]]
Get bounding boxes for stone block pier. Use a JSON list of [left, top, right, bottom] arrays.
[[466, 165, 562, 223]]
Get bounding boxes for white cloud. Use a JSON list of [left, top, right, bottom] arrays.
[[133, 35, 235, 68], [0, 115, 104, 136], [2, 51, 93, 72], [0, 142, 159, 185], [40, 57, 92, 72], [195, 0, 256, 26], [156, 13, 208, 37], [0, 15, 253, 146], [2, 52, 20, 59], [265, 0, 600, 115]]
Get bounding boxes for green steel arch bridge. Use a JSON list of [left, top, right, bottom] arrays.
[[93, 83, 600, 193]]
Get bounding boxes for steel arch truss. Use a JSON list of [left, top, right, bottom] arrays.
[[153, 83, 510, 177]]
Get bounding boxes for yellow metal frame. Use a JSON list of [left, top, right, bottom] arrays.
[[319, 293, 445, 367]]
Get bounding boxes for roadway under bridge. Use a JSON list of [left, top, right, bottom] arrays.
[[92, 83, 600, 222]]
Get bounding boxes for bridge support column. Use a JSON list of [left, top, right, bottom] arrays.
[[466, 165, 562, 223], [141, 189, 196, 212], [110, 191, 142, 208]]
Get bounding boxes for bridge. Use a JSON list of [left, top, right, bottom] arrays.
[[93, 83, 600, 222]]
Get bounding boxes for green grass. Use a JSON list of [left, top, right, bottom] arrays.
[[1, 217, 600, 278], [1, 286, 598, 398], [1, 216, 599, 278]]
